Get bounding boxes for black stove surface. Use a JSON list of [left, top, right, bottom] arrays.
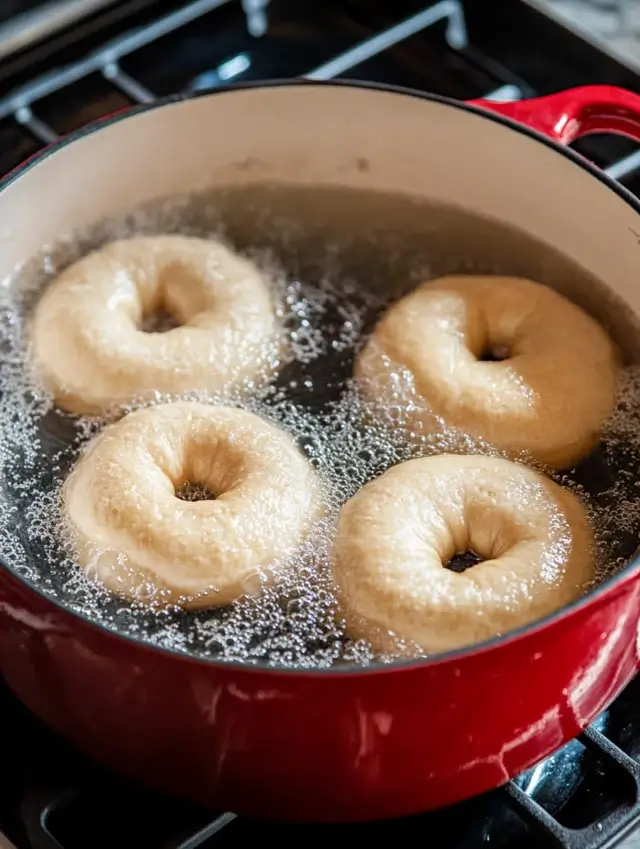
[[2, 1, 640, 847]]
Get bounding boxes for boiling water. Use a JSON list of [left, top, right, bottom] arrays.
[[1, 183, 640, 669]]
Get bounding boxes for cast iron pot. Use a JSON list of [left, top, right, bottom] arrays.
[[1, 81, 640, 823]]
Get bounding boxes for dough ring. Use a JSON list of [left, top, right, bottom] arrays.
[[63, 402, 322, 609], [332, 454, 594, 654], [31, 235, 284, 414], [356, 275, 619, 468]]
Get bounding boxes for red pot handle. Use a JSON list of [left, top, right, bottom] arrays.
[[469, 84, 640, 146]]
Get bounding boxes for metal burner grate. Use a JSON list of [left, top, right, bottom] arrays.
[[507, 726, 640, 849], [0, 0, 637, 181], [0, 0, 234, 138], [0, 0, 514, 137]]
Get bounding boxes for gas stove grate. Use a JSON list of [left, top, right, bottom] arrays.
[[0, 0, 524, 136], [0, 0, 637, 182], [509, 726, 640, 849]]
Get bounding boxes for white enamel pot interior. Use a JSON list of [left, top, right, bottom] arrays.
[[2, 81, 640, 327]]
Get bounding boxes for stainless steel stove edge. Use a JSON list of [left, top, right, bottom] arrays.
[[524, 0, 640, 74]]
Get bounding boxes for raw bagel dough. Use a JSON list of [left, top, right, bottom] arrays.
[[332, 454, 594, 654], [32, 236, 284, 414], [63, 402, 322, 609], [356, 275, 619, 468]]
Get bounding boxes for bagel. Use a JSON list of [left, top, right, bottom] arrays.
[[63, 401, 322, 609], [355, 275, 619, 468], [31, 235, 284, 414], [332, 454, 594, 654]]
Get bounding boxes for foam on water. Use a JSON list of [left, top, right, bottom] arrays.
[[0, 184, 639, 668]]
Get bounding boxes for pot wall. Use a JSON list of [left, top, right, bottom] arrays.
[[2, 560, 640, 820], [2, 84, 640, 320]]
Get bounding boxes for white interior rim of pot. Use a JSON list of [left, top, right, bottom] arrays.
[[1, 77, 640, 675]]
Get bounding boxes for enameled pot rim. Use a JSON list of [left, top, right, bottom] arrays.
[[2, 77, 639, 676]]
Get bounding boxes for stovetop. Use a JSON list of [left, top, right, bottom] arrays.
[[2, 1, 640, 847]]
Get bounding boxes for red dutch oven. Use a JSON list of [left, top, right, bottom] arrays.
[[1, 81, 640, 823]]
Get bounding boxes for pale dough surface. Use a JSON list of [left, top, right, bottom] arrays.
[[356, 275, 619, 468], [32, 235, 284, 414], [332, 454, 594, 654], [63, 402, 322, 609]]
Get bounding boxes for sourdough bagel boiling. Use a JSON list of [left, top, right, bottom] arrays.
[[332, 454, 594, 654], [356, 275, 619, 468], [63, 402, 322, 609], [31, 235, 284, 414]]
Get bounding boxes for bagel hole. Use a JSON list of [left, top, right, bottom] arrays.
[[175, 481, 217, 502], [141, 308, 180, 334], [445, 550, 482, 573], [479, 344, 510, 362]]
